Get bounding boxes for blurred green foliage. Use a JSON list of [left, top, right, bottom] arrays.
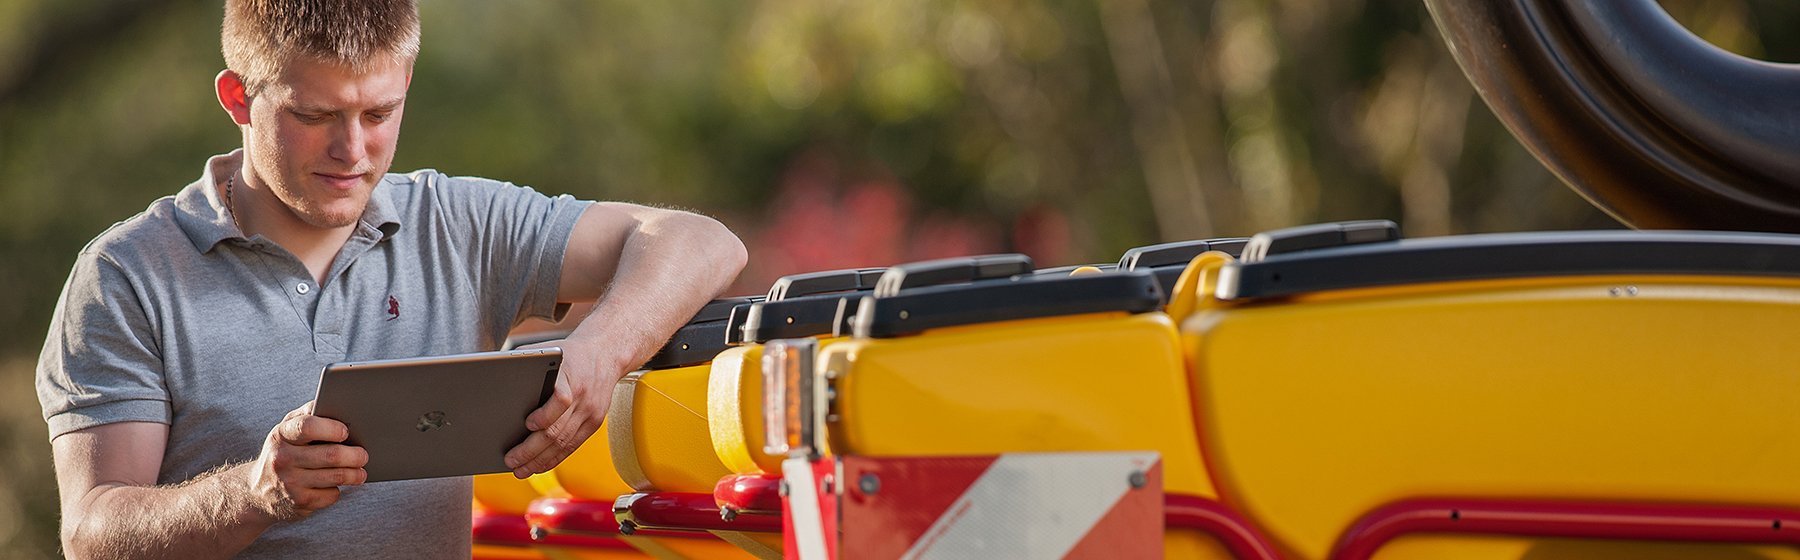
[[1, 0, 1793, 557]]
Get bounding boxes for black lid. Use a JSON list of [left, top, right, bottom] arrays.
[[1118, 237, 1252, 306], [643, 295, 761, 369], [1033, 263, 1117, 276], [741, 293, 868, 342], [873, 254, 1035, 297], [731, 268, 888, 344], [1240, 220, 1400, 262], [767, 268, 885, 301], [854, 270, 1163, 338], [1118, 238, 1251, 270], [1221, 230, 1800, 300]]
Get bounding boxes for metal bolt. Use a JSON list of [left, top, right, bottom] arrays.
[[778, 479, 790, 497], [821, 474, 835, 494], [1128, 470, 1147, 489], [721, 507, 738, 522], [898, 310, 910, 320], [618, 520, 637, 535], [859, 473, 881, 495], [529, 526, 547, 540]]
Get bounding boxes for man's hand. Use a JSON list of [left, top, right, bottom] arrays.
[[503, 339, 620, 478], [500, 203, 747, 479], [246, 402, 369, 520]]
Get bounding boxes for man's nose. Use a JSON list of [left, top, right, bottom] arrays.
[[328, 119, 368, 164]]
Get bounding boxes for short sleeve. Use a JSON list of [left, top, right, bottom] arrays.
[[37, 253, 169, 441], [425, 173, 591, 339]]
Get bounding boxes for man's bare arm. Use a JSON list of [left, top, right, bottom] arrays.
[[55, 405, 368, 559], [505, 202, 747, 476]]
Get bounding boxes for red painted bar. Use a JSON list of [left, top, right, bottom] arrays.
[[617, 491, 785, 533], [1164, 493, 1283, 560], [524, 497, 708, 540], [1335, 498, 1800, 560], [472, 510, 633, 551], [715, 473, 785, 514]]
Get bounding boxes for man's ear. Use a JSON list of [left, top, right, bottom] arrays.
[[216, 70, 252, 126]]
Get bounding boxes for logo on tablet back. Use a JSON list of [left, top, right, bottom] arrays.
[[416, 410, 450, 432]]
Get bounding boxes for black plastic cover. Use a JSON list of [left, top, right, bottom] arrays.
[[766, 268, 885, 301], [741, 293, 868, 342], [1223, 230, 1800, 300], [1240, 221, 1400, 262], [1033, 263, 1117, 276], [1118, 238, 1251, 270], [856, 271, 1163, 338], [643, 295, 761, 369], [873, 254, 1035, 297]]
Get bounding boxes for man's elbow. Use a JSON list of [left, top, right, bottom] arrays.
[[691, 213, 748, 285], [61, 507, 116, 560]]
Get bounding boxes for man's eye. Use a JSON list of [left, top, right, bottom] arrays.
[[294, 112, 328, 124], [366, 112, 391, 123]]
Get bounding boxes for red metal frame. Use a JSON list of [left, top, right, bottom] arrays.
[[1334, 498, 1800, 560], [715, 473, 785, 515], [1165, 493, 1282, 560], [615, 491, 785, 533], [472, 510, 634, 551], [524, 497, 710, 540]]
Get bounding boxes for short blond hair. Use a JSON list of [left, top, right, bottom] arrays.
[[221, 0, 421, 95]]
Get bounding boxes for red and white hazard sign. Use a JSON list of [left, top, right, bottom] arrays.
[[783, 452, 1164, 559]]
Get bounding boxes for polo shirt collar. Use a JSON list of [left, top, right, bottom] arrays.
[[174, 150, 403, 253]]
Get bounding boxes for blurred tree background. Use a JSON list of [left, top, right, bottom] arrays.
[[1, 0, 1795, 556]]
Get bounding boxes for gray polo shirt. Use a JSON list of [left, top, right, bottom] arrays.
[[36, 151, 589, 558]]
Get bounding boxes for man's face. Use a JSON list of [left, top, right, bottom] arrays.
[[244, 55, 409, 229]]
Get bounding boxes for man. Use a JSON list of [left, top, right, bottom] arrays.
[[35, 1, 747, 557]]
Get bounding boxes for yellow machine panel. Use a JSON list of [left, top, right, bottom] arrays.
[[609, 365, 735, 493], [473, 473, 550, 515], [827, 311, 1216, 499], [1186, 274, 1800, 559], [540, 421, 635, 502], [708, 345, 782, 476]]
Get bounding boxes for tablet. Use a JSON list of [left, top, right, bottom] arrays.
[[312, 348, 561, 482]]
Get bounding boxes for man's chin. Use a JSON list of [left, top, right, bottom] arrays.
[[296, 204, 366, 229]]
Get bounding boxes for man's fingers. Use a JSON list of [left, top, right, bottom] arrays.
[[292, 466, 368, 489], [279, 415, 350, 445], [514, 414, 602, 477], [289, 444, 369, 470], [524, 378, 574, 432], [504, 431, 555, 477]]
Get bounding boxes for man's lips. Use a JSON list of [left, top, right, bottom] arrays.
[[313, 172, 366, 190]]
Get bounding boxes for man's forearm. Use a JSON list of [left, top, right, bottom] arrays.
[[568, 211, 746, 368], [65, 462, 273, 560]]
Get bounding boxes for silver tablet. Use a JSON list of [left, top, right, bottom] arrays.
[[312, 348, 561, 482]]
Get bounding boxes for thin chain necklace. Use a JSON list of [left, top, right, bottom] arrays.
[[225, 172, 246, 235]]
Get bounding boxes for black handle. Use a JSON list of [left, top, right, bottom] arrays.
[[1425, 0, 1800, 232], [873, 254, 1034, 297], [766, 268, 886, 301], [1240, 221, 1399, 262], [1118, 238, 1251, 270]]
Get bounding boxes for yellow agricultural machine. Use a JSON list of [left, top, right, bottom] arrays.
[[470, 0, 1800, 557]]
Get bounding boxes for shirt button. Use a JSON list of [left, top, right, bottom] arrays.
[[296, 282, 311, 295]]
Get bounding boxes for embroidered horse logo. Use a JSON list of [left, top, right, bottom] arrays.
[[387, 295, 400, 321]]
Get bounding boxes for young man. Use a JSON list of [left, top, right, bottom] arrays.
[[35, 1, 747, 557]]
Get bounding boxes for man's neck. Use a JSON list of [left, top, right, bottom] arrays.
[[230, 176, 355, 286]]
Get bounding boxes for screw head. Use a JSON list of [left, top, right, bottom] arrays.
[[1128, 470, 1147, 489], [858, 473, 882, 495]]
